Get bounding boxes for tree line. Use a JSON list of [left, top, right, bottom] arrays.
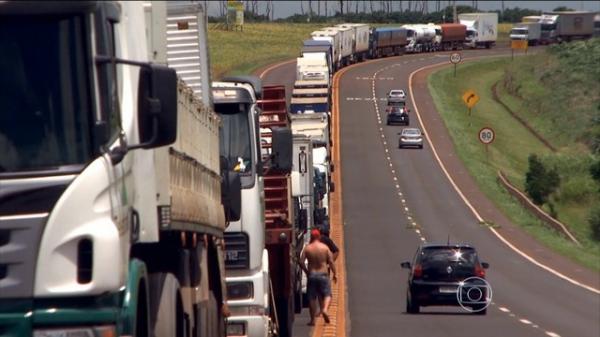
[[207, 1, 574, 24]]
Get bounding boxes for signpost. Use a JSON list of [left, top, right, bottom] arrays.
[[461, 89, 479, 127], [461, 89, 479, 115], [478, 127, 495, 160], [450, 52, 462, 77], [226, 0, 244, 31], [510, 39, 528, 59]]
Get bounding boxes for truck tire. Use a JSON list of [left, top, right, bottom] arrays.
[[149, 273, 185, 337], [275, 296, 294, 337], [207, 289, 224, 337]]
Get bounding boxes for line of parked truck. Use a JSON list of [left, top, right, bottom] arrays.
[[510, 11, 599, 45], [295, 12, 499, 85]]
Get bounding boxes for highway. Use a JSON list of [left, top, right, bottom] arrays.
[[261, 48, 600, 337]]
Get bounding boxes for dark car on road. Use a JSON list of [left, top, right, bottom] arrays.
[[401, 244, 490, 314], [386, 104, 410, 125]]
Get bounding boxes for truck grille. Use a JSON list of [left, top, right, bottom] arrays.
[[224, 232, 249, 270], [0, 214, 47, 298]]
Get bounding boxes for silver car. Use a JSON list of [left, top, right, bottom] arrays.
[[398, 128, 424, 149]]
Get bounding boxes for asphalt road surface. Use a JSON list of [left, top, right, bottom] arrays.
[[262, 48, 600, 337]]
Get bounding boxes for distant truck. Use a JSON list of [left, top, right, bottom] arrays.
[[301, 39, 333, 78], [311, 30, 342, 71], [459, 12, 498, 49], [336, 23, 371, 62], [369, 27, 408, 58], [403, 24, 439, 53], [296, 54, 330, 84], [540, 11, 595, 43], [522, 16, 542, 23], [439, 23, 467, 50], [510, 22, 542, 45]]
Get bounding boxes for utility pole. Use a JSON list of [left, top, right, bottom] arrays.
[[453, 1, 457, 23]]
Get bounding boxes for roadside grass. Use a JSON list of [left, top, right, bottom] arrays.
[[208, 23, 323, 78], [428, 58, 600, 271], [208, 22, 512, 78]]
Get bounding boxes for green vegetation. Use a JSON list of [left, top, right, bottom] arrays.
[[207, 23, 322, 78], [525, 154, 560, 206], [428, 55, 600, 271]]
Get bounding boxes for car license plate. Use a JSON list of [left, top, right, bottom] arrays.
[[439, 286, 458, 293], [226, 251, 239, 261]]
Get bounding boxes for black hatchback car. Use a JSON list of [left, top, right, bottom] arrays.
[[401, 244, 490, 314], [386, 104, 410, 125]]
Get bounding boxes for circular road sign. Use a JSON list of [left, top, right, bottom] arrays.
[[479, 127, 495, 145], [450, 52, 462, 64]]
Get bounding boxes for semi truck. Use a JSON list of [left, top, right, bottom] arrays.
[[369, 27, 408, 58], [311, 30, 342, 71], [290, 113, 333, 308], [439, 23, 467, 50], [296, 54, 331, 84], [403, 24, 439, 53], [510, 22, 542, 45], [540, 11, 595, 43], [323, 26, 353, 67], [0, 2, 240, 337], [336, 23, 370, 62], [459, 13, 498, 49], [301, 39, 333, 77], [213, 79, 295, 337]]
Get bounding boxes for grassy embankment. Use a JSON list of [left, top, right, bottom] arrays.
[[428, 40, 600, 271], [207, 23, 513, 78]]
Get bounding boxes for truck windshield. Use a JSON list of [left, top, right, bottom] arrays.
[[217, 103, 253, 175], [511, 29, 528, 35], [0, 16, 93, 174]]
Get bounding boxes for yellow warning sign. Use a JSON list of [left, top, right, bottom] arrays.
[[462, 89, 480, 109], [511, 39, 528, 50]]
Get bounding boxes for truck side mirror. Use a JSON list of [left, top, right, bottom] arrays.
[[298, 209, 308, 232], [137, 64, 178, 148], [221, 171, 241, 223], [270, 127, 293, 172]]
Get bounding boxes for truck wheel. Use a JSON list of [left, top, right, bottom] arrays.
[[294, 286, 302, 313], [149, 273, 185, 337], [207, 289, 224, 337], [275, 296, 294, 337]]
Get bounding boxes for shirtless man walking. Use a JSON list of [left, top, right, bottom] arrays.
[[300, 228, 337, 325]]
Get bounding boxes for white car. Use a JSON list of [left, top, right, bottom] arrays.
[[398, 128, 424, 149], [388, 89, 406, 102]]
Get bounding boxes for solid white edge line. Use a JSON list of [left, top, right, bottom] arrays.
[[408, 57, 600, 295]]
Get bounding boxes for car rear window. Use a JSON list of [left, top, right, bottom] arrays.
[[418, 247, 478, 267]]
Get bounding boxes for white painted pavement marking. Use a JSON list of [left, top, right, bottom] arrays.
[[407, 59, 600, 295], [499, 307, 510, 313], [545, 332, 561, 337], [519, 319, 532, 325]]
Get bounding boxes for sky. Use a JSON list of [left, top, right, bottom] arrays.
[[205, 1, 600, 19]]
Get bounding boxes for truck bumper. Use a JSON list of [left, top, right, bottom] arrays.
[[227, 315, 270, 337], [0, 294, 121, 337]]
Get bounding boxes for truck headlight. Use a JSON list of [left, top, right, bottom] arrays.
[[34, 326, 115, 337], [227, 282, 254, 300], [226, 322, 246, 336]]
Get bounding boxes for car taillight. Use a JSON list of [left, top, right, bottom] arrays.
[[475, 264, 485, 278], [413, 264, 422, 278]]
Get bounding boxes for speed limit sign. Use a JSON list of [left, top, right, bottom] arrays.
[[450, 52, 462, 64], [479, 127, 495, 144]]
